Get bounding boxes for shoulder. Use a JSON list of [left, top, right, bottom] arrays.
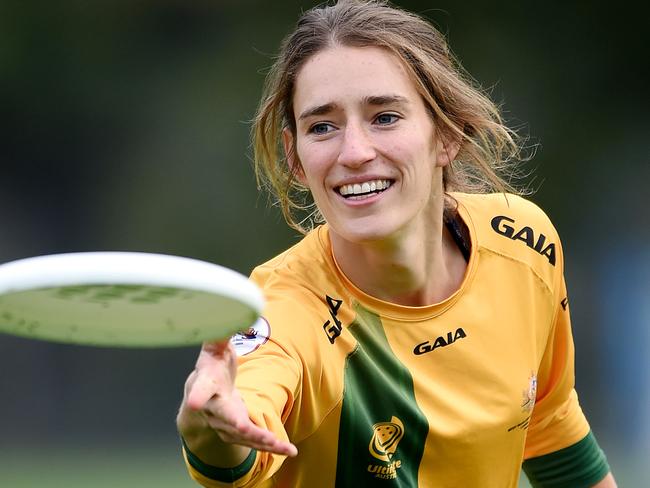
[[454, 192, 564, 288], [454, 193, 557, 232], [247, 226, 348, 346], [250, 227, 331, 299], [235, 228, 356, 384]]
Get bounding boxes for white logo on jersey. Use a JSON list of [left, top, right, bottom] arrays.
[[522, 372, 537, 413], [230, 317, 270, 356]]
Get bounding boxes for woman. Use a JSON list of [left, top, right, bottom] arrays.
[[176, 1, 616, 486]]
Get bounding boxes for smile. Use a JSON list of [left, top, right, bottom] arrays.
[[336, 179, 393, 199]]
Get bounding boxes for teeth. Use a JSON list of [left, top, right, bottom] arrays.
[[338, 179, 391, 196]]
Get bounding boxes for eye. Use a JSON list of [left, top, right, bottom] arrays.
[[309, 122, 335, 135], [374, 113, 399, 125]]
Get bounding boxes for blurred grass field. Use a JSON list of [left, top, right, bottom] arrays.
[[0, 445, 197, 488]]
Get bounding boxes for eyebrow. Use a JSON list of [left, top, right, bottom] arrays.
[[297, 94, 409, 121], [298, 102, 337, 121], [364, 94, 409, 107]]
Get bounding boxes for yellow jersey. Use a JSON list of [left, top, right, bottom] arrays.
[[184, 193, 591, 487]]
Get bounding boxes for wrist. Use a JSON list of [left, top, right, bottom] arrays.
[[176, 401, 210, 439], [176, 402, 252, 468]]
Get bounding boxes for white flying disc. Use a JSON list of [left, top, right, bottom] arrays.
[[0, 252, 264, 347]]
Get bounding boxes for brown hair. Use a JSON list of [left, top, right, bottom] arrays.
[[253, 0, 524, 234]]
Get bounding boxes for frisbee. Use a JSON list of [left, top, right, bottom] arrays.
[[0, 252, 264, 347]]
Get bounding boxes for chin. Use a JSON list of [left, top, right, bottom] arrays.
[[330, 218, 403, 245]]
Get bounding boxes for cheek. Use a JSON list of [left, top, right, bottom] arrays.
[[389, 139, 437, 177], [386, 126, 435, 159], [297, 141, 335, 181]]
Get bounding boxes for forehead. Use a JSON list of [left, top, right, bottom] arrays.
[[292, 45, 420, 112]]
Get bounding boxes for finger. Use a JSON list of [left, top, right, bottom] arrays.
[[198, 340, 236, 371], [201, 340, 232, 357], [186, 341, 236, 410], [214, 418, 298, 457], [202, 409, 296, 455], [270, 440, 298, 457], [186, 372, 220, 410], [245, 434, 298, 457], [242, 438, 298, 457], [221, 431, 298, 457], [248, 432, 298, 457]]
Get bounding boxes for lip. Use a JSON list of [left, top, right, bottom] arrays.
[[333, 175, 395, 187], [333, 180, 394, 206]]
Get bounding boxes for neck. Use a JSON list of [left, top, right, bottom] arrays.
[[330, 198, 467, 307]]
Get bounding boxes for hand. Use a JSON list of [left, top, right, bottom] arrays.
[[183, 340, 298, 457]]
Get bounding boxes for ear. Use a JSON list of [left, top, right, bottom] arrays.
[[435, 130, 460, 168], [282, 127, 306, 185]]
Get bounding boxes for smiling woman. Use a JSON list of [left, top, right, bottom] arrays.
[[176, 1, 616, 487], [254, 0, 522, 235]]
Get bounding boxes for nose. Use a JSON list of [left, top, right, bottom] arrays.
[[337, 122, 376, 168]]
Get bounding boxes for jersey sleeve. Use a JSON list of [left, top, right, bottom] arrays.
[[523, 275, 591, 458]]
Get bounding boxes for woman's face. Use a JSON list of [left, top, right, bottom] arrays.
[[286, 45, 454, 243]]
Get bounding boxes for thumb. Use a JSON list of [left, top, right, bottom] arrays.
[[200, 340, 233, 361], [186, 340, 236, 410], [186, 370, 219, 411]]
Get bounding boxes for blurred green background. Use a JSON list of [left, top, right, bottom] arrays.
[[1, 0, 647, 486]]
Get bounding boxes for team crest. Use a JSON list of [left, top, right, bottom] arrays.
[[521, 372, 537, 413], [367, 416, 404, 480], [230, 317, 270, 356], [369, 416, 404, 462]]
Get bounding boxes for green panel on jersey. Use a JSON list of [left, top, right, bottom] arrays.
[[335, 304, 428, 487]]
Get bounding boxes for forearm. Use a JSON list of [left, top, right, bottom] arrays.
[[176, 402, 252, 468]]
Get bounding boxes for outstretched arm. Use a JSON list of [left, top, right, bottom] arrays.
[[176, 340, 297, 468]]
